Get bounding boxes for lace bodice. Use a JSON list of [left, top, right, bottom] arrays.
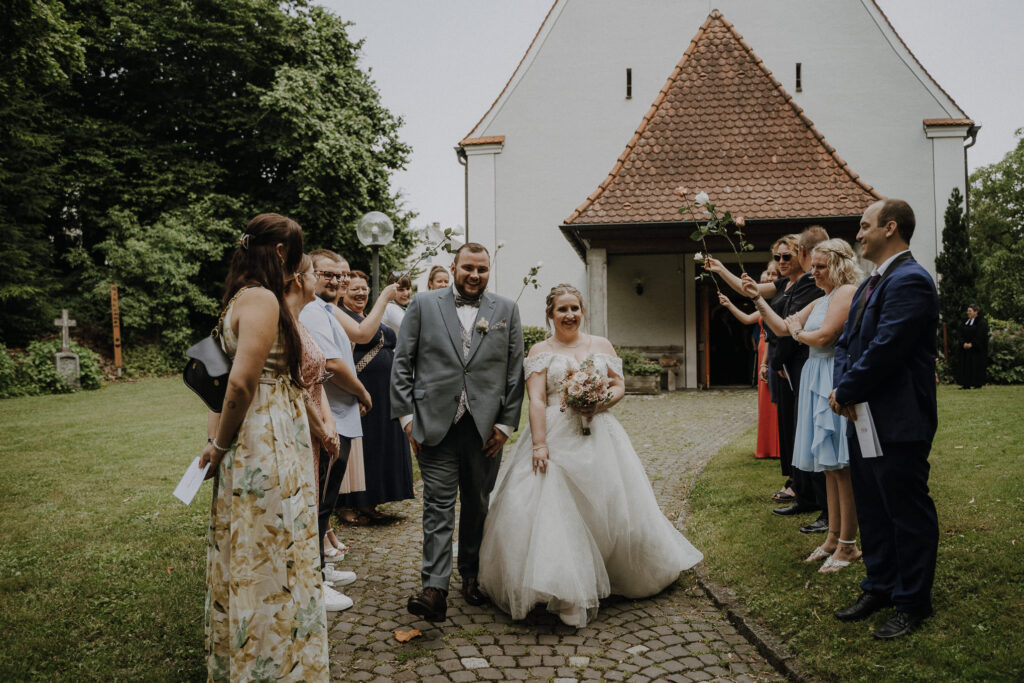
[[524, 352, 623, 406]]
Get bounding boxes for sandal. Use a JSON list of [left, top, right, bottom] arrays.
[[819, 540, 862, 573], [338, 509, 372, 526], [772, 488, 796, 502], [804, 545, 833, 563]]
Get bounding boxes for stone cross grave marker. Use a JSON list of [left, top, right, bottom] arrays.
[[54, 309, 81, 388]]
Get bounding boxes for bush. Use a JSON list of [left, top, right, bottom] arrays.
[[523, 325, 549, 355], [0, 340, 103, 398], [615, 346, 662, 376], [987, 318, 1024, 385], [123, 341, 182, 378]]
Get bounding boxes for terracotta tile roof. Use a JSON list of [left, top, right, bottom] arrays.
[[922, 118, 975, 127], [565, 10, 881, 226], [459, 136, 506, 146]]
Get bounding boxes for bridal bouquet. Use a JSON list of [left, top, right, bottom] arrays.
[[560, 359, 613, 435]]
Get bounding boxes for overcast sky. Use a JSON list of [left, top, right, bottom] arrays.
[[322, 0, 1024, 231]]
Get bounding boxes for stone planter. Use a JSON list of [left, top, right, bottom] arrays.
[[625, 373, 661, 395]]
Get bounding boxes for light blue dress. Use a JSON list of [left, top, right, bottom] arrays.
[[792, 292, 850, 472]]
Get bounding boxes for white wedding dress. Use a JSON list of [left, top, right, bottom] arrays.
[[478, 352, 703, 627]]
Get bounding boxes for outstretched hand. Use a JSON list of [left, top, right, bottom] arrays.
[[704, 256, 724, 274], [739, 273, 760, 298]]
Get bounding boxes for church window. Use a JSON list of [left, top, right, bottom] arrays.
[[626, 68, 632, 99], [795, 63, 803, 92]]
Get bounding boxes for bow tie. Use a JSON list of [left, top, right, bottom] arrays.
[[455, 293, 481, 308]]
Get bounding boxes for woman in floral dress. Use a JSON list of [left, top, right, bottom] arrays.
[[199, 214, 328, 682]]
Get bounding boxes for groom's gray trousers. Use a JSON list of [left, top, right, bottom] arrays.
[[417, 417, 502, 592]]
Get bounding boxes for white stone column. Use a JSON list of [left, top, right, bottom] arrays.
[[586, 248, 608, 337], [924, 121, 971, 276], [463, 140, 504, 283], [683, 257, 697, 389]]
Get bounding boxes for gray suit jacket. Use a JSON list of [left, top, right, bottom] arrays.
[[390, 287, 525, 447]]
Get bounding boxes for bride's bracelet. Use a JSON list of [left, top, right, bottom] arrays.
[[532, 444, 548, 451]]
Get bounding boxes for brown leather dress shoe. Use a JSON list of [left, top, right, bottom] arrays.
[[407, 587, 447, 622], [461, 577, 488, 607]]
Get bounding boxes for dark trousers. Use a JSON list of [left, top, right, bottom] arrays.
[[318, 437, 351, 570], [849, 437, 938, 615], [777, 371, 826, 511], [416, 418, 502, 591]]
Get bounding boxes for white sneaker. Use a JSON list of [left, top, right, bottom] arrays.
[[323, 584, 353, 611], [324, 566, 357, 587]]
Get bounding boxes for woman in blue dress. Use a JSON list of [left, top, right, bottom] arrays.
[[749, 239, 863, 572]]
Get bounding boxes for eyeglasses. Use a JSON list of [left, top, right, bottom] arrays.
[[773, 253, 793, 262], [315, 271, 351, 282]]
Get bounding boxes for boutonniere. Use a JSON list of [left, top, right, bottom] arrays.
[[476, 319, 490, 335]]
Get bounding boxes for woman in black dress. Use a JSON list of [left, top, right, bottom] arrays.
[[336, 271, 414, 521], [959, 304, 989, 388]]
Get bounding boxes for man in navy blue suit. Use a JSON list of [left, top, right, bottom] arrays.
[[829, 199, 939, 639]]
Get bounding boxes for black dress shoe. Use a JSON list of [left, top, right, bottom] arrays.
[[834, 591, 892, 622], [408, 587, 448, 622], [461, 577, 489, 606], [800, 518, 829, 534], [772, 502, 820, 516], [873, 609, 932, 639]]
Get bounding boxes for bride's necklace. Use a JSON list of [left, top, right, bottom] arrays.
[[553, 333, 586, 349]]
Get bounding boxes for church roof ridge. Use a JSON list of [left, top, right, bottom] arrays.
[[564, 10, 881, 226]]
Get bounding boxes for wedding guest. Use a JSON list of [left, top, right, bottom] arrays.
[[336, 271, 414, 523], [382, 271, 412, 331], [959, 304, 989, 388], [830, 198, 939, 639], [748, 239, 862, 571], [427, 264, 450, 290], [300, 254, 376, 611], [309, 248, 399, 344], [717, 263, 780, 460], [199, 213, 328, 680]]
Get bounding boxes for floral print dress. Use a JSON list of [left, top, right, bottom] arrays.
[[205, 295, 328, 682]]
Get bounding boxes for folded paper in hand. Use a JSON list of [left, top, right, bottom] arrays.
[[174, 456, 210, 505], [854, 403, 883, 459]]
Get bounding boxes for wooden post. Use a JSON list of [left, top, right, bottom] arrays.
[[110, 284, 123, 378]]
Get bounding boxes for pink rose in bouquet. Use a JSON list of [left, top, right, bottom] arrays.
[[559, 358, 613, 435]]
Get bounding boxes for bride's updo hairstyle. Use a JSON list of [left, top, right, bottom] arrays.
[[811, 238, 863, 289], [544, 284, 586, 334]]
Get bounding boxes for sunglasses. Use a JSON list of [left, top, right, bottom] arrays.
[[773, 253, 793, 262]]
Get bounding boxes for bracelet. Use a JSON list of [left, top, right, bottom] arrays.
[[532, 445, 548, 451], [211, 437, 231, 453]]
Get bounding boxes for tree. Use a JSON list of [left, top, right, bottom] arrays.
[[3, 0, 412, 361], [934, 187, 978, 375], [970, 128, 1024, 322], [0, 0, 84, 345]]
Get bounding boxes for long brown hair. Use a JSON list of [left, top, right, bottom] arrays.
[[223, 213, 305, 382]]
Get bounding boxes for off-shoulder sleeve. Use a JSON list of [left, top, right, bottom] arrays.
[[524, 351, 554, 378], [594, 353, 624, 378]]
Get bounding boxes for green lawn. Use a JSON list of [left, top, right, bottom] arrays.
[[0, 378, 210, 680], [687, 385, 1024, 682]]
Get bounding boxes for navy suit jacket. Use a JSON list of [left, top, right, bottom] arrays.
[[833, 254, 938, 444]]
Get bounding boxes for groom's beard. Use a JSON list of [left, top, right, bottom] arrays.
[[453, 282, 483, 300]]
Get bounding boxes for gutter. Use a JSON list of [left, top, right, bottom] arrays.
[[963, 124, 981, 225]]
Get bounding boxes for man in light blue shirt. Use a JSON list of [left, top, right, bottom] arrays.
[[300, 250, 373, 611]]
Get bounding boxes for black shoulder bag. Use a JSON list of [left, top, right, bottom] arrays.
[[183, 287, 252, 412]]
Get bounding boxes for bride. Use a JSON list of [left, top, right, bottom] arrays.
[[478, 284, 703, 627]]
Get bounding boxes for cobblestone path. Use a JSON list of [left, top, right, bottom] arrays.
[[328, 390, 784, 682]]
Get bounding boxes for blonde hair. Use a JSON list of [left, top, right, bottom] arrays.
[[811, 238, 863, 288], [545, 284, 586, 333], [772, 233, 800, 255]]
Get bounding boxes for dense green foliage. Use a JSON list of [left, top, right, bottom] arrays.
[[0, 340, 102, 398], [615, 346, 663, 376], [0, 0, 412, 369], [969, 129, 1024, 323], [987, 318, 1024, 385], [522, 325, 549, 355], [935, 188, 979, 379]]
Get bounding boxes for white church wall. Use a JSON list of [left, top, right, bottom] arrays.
[[606, 254, 687, 348]]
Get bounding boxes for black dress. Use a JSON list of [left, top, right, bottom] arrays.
[[959, 317, 988, 388], [336, 308, 414, 509]]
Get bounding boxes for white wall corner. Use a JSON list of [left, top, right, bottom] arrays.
[[586, 247, 608, 337]]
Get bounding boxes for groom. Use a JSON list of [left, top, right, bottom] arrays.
[[391, 242, 525, 622]]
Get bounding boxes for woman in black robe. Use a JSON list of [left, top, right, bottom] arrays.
[[959, 304, 989, 389]]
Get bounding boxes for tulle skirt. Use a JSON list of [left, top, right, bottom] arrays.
[[478, 405, 703, 627]]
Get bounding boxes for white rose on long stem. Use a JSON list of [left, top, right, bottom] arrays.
[[694, 191, 710, 206]]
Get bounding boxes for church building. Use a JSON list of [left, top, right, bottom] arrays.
[[456, 0, 975, 388]]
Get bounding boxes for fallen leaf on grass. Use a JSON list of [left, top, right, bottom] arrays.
[[167, 566, 174, 573], [394, 628, 422, 642]]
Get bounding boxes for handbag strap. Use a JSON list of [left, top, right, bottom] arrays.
[[355, 337, 385, 373], [214, 285, 260, 338]]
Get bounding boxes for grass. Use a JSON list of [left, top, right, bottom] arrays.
[[0, 378, 210, 680], [687, 384, 1024, 682]]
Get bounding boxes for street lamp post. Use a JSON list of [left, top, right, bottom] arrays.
[[356, 211, 395, 302]]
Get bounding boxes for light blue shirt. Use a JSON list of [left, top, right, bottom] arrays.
[[299, 299, 362, 439]]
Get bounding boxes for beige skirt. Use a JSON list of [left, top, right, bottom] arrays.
[[339, 437, 366, 493]]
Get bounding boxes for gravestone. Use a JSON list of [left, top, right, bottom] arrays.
[[54, 309, 81, 389]]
